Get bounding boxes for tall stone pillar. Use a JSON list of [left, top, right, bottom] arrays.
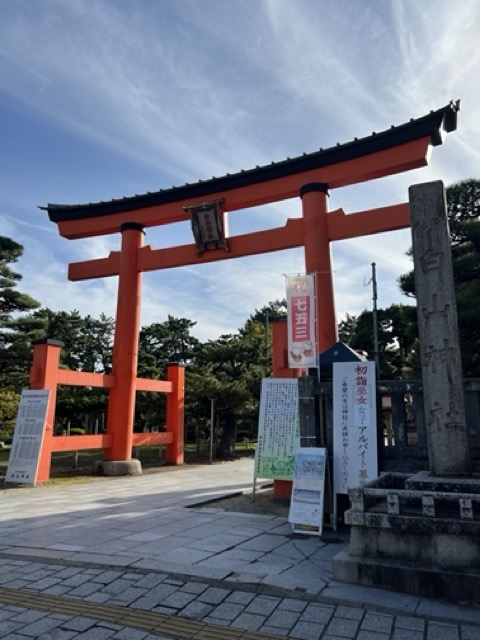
[[409, 181, 471, 476]]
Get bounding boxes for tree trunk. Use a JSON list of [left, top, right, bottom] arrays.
[[216, 408, 237, 460]]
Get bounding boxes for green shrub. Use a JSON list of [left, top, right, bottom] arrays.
[[0, 390, 19, 443], [0, 425, 14, 444]]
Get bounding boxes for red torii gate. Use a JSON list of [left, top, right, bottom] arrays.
[[40, 101, 459, 474]]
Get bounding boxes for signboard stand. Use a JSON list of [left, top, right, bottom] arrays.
[[5, 390, 50, 485], [288, 447, 328, 536]]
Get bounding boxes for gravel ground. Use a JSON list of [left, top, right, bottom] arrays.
[[197, 485, 291, 517]]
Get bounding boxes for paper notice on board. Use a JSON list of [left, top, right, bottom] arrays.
[[288, 447, 327, 535]]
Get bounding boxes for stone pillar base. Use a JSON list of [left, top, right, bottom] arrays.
[[333, 472, 480, 604], [93, 460, 142, 476], [333, 548, 480, 604]]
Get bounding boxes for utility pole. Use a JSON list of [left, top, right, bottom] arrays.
[[371, 262, 380, 375], [264, 309, 269, 353], [365, 263, 380, 374]]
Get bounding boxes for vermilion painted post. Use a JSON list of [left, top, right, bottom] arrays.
[[270, 319, 298, 499], [300, 183, 338, 352], [29, 339, 63, 482], [105, 223, 144, 461], [271, 318, 303, 379], [165, 363, 185, 464]]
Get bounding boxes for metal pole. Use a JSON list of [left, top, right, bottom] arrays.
[[264, 309, 270, 363], [209, 398, 215, 464], [371, 262, 380, 375]]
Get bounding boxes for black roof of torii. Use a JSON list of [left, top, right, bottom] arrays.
[[41, 100, 460, 223]]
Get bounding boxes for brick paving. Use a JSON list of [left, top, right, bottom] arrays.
[[0, 459, 479, 639]]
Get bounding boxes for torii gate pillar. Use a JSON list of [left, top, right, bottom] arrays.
[[105, 222, 144, 464], [301, 183, 338, 352]]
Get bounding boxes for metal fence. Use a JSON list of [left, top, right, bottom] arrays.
[[298, 377, 480, 473]]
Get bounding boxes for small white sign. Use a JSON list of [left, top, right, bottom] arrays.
[[288, 447, 327, 535], [5, 390, 50, 485]]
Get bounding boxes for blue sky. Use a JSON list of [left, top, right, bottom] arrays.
[[1, 0, 479, 342]]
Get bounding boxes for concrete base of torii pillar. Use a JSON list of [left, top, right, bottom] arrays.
[[93, 460, 142, 476]]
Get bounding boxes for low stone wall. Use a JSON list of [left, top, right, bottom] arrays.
[[333, 472, 480, 603]]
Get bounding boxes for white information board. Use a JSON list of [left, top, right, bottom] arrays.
[[5, 390, 50, 485], [255, 378, 300, 480], [333, 361, 378, 495], [288, 447, 327, 535]]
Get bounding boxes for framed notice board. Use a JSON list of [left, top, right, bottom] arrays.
[[255, 378, 300, 481], [5, 390, 50, 485], [288, 447, 327, 536]]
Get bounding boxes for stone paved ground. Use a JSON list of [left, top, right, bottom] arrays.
[[1, 556, 480, 639], [0, 459, 480, 639]]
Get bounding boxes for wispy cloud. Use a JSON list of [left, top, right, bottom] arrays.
[[0, 0, 478, 340], [0, 0, 273, 181]]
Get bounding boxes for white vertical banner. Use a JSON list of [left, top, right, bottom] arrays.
[[333, 361, 378, 494], [286, 274, 317, 368]]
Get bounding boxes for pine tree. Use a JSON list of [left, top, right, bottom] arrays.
[[0, 236, 45, 391]]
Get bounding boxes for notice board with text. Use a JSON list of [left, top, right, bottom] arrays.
[[255, 378, 300, 481], [332, 361, 378, 496], [6, 390, 50, 485], [288, 447, 327, 536]]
